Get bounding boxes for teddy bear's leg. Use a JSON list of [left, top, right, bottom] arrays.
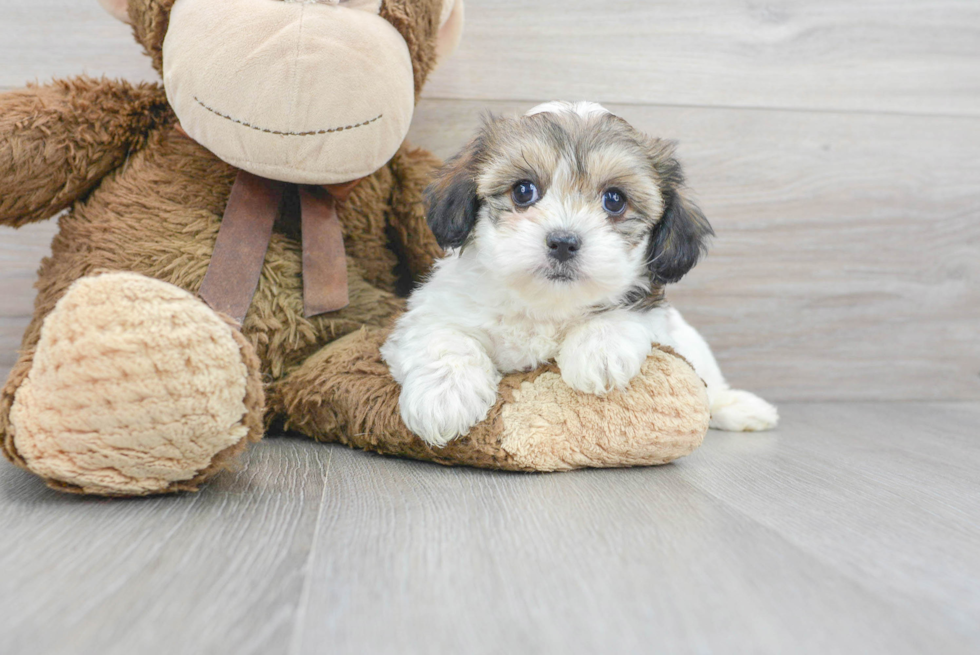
[[272, 327, 709, 471], [0, 272, 264, 496]]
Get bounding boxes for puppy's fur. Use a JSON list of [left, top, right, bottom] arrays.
[[382, 102, 778, 445]]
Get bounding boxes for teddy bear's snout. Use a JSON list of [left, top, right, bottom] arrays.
[[162, 0, 416, 185]]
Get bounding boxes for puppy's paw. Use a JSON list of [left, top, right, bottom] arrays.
[[557, 319, 652, 395], [709, 389, 779, 432], [398, 361, 500, 447]]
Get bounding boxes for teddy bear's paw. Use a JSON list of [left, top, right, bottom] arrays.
[[492, 346, 710, 471], [709, 388, 779, 432], [8, 273, 263, 496]]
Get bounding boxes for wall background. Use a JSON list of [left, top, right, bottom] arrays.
[[1, 0, 978, 401]]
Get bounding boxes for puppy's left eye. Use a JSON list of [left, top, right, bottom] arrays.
[[512, 180, 540, 207], [602, 189, 627, 215]]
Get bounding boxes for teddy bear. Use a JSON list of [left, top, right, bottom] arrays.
[[0, 0, 709, 496]]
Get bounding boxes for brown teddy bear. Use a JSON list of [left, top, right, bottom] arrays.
[[0, 0, 709, 496]]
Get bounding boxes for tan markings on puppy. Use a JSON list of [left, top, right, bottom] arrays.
[[426, 104, 711, 308], [494, 206, 548, 230], [477, 124, 558, 200], [472, 112, 686, 272], [478, 113, 670, 213], [391, 102, 719, 446], [580, 145, 665, 213]]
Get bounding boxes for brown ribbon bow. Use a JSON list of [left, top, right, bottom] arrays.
[[198, 170, 359, 324]]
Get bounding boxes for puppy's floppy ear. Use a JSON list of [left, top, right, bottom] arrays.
[[425, 134, 485, 250], [645, 155, 714, 285]]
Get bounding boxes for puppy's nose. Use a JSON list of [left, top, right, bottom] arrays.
[[546, 231, 581, 262]]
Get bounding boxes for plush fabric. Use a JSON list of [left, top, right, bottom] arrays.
[[273, 328, 708, 471], [0, 78, 169, 228], [7, 273, 264, 496], [0, 0, 709, 496], [164, 0, 417, 184]]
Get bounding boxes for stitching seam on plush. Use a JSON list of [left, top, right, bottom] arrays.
[[193, 96, 383, 136]]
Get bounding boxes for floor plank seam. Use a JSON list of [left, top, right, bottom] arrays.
[[419, 93, 980, 122], [287, 445, 334, 655], [678, 443, 980, 648]]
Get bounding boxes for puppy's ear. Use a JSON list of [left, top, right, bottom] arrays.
[[425, 135, 485, 249], [646, 158, 714, 284]]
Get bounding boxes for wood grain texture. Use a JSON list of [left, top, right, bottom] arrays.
[[1, 2, 979, 401], [0, 438, 331, 655], [407, 99, 980, 401], [0, 221, 58, 383], [1, 5, 978, 655], [3, 1, 979, 117], [0, 0, 157, 90], [682, 402, 980, 645], [4, 102, 978, 401], [289, 402, 980, 655], [423, 0, 980, 116], [0, 405, 977, 654]]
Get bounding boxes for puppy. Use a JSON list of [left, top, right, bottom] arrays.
[[382, 101, 778, 446]]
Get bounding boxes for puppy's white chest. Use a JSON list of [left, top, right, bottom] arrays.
[[487, 315, 568, 373]]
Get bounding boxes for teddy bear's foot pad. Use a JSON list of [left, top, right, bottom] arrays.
[[7, 273, 263, 495]]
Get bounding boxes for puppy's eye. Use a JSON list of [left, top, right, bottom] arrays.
[[512, 180, 539, 207], [602, 188, 627, 215]]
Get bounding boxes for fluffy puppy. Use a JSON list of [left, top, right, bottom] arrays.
[[382, 101, 778, 446]]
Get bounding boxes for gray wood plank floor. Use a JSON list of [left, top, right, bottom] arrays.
[[1, 403, 977, 655], [0, 439, 332, 655]]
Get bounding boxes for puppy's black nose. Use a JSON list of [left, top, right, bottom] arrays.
[[546, 231, 581, 262]]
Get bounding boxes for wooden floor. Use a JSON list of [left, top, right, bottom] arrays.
[[1, 2, 979, 653], [0, 402, 977, 655]]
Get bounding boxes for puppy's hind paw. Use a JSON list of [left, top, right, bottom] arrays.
[[709, 389, 779, 432]]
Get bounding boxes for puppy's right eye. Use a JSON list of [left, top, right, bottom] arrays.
[[512, 180, 539, 207]]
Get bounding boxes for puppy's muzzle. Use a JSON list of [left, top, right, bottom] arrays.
[[546, 231, 581, 263]]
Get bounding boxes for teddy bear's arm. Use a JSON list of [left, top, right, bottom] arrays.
[[386, 145, 446, 280], [0, 76, 171, 228]]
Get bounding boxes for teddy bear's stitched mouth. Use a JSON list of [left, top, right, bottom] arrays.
[[193, 96, 383, 137]]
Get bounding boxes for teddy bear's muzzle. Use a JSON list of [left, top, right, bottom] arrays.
[[162, 0, 416, 185]]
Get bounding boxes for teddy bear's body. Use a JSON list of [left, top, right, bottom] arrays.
[[0, 76, 445, 491], [0, 0, 710, 496], [11, 79, 411, 333]]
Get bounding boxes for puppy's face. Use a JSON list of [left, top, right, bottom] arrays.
[[426, 102, 712, 311]]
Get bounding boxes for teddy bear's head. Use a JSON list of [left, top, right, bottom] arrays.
[[98, 0, 463, 184]]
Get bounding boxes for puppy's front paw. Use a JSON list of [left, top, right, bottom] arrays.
[[710, 389, 779, 432], [398, 362, 500, 447], [557, 319, 652, 395]]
